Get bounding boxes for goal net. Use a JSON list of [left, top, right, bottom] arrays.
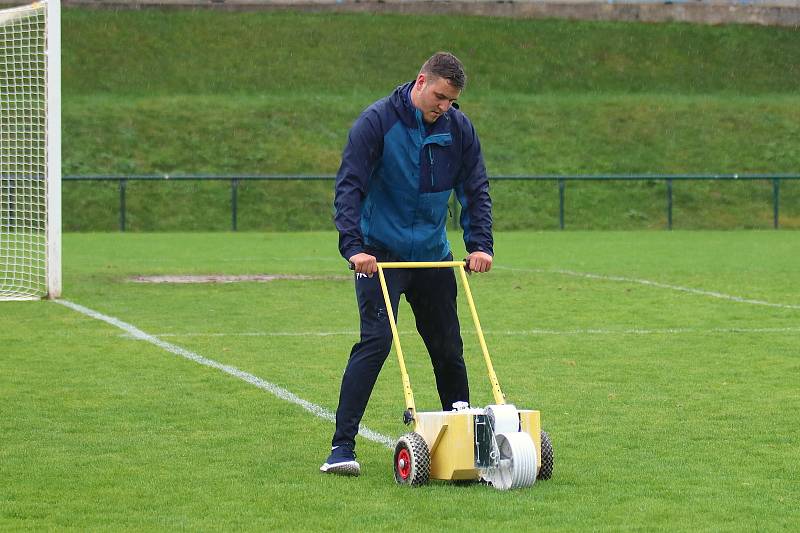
[[0, 0, 60, 300]]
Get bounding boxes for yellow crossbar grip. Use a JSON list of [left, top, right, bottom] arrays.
[[377, 261, 466, 269]]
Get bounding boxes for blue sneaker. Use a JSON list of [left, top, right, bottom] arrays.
[[320, 445, 361, 476]]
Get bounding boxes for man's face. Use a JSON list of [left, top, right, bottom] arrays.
[[413, 74, 461, 124]]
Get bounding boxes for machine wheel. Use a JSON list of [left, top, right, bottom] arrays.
[[393, 432, 430, 486], [482, 432, 537, 490], [537, 431, 554, 481]]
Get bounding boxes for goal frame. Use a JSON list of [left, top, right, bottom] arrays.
[[0, 0, 60, 300], [46, 0, 61, 299]]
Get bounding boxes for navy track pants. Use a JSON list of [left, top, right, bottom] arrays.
[[331, 256, 469, 449]]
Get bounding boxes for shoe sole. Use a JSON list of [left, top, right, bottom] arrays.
[[320, 461, 361, 476]]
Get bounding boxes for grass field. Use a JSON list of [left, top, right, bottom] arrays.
[[2, 231, 798, 530]]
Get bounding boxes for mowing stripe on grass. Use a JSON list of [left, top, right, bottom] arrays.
[[133, 326, 800, 339], [498, 266, 800, 310], [137, 331, 362, 338], [54, 299, 395, 448]]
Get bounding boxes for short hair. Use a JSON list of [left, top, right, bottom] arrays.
[[420, 52, 466, 90]]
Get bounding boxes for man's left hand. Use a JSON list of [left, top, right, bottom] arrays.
[[466, 251, 493, 273]]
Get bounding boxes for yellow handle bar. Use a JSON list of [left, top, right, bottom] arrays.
[[377, 261, 467, 269], [373, 260, 506, 427]]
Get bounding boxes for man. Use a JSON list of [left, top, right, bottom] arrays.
[[322, 52, 493, 476]]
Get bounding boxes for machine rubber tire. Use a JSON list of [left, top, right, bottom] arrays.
[[393, 432, 430, 486], [537, 430, 554, 481]]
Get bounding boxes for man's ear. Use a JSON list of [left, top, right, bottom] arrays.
[[415, 73, 426, 91]]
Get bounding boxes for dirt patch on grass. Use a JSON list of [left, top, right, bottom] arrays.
[[129, 274, 350, 283]]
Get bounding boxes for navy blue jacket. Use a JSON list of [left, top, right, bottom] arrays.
[[334, 82, 493, 262]]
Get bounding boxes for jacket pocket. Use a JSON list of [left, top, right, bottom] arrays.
[[422, 134, 455, 193]]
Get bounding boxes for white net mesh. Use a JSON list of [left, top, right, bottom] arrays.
[[0, 2, 48, 300]]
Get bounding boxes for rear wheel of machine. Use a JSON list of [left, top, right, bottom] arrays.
[[393, 433, 430, 486], [537, 431, 554, 481]]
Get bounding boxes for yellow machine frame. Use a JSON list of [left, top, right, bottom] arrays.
[[376, 261, 543, 481]]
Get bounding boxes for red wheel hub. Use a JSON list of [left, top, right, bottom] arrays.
[[397, 448, 411, 480]]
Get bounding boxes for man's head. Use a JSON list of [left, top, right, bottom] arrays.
[[411, 52, 466, 124]]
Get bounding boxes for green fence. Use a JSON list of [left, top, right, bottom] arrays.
[[62, 174, 800, 232]]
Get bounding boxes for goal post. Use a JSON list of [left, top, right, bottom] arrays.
[[46, 0, 61, 299], [0, 0, 60, 300]]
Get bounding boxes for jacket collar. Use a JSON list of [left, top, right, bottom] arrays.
[[387, 81, 417, 129], [390, 80, 454, 133]]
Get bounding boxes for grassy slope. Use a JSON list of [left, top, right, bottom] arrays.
[[63, 10, 800, 96], [63, 94, 800, 231], [59, 9, 800, 230], [2, 232, 798, 529]]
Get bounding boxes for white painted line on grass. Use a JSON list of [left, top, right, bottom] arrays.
[[497, 266, 800, 310], [131, 326, 800, 339], [54, 299, 394, 449]]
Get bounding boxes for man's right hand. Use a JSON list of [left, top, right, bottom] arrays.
[[349, 253, 378, 277]]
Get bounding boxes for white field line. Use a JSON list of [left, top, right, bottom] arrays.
[[54, 299, 394, 449], [496, 266, 800, 310], [132, 326, 800, 339]]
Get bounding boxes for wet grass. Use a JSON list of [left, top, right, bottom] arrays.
[[2, 231, 798, 529]]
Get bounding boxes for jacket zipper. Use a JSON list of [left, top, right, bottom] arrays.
[[428, 145, 434, 188]]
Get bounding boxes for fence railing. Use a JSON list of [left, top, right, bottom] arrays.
[[62, 174, 800, 231]]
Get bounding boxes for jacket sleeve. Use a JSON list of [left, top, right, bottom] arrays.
[[334, 108, 384, 261], [455, 119, 493, 256]]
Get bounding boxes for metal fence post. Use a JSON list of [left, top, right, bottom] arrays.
[[231, 178, 239, 231], [666, 178, 673, 230], [558, 178, 565, 230], [119, 178, 127, 232], [773, 178, 780, 230]]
